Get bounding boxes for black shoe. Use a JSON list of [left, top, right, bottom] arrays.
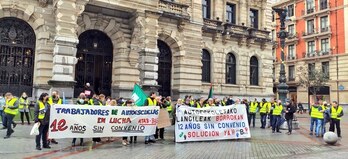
[[13, 123, 17, 128], [80, 142, 83, 146], [51, 140, 58, 144], [1, 127, 6, 130], [129, 140, 133, 144], [145, 141, 149, 144], [277, 131, 282, 133], [3, 136, 10, 139], [43, 145, 51, 149], [72, 142, 76, 147], [149, 140, 156, 143], [272, 131, 275, 133], [28, 123, 31, 125], [36, 147, 42, 150]]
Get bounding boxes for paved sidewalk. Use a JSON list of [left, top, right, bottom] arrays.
[[0, 114, 347, 159]]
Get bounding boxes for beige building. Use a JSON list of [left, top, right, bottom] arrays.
[[0, 0, 274, 100]]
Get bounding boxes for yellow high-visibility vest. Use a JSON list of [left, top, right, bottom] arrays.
[[196, 102, 202, 108], [310, 106, 324, 119], [250, 102, 258, 113], [19, 97, 29, 110], [147, 98, 157, 106], [331, 106, 343, 120], [260, 102, 270, 113], [89, 99, 102, 106], [48, 97, 62, 105], [38, 101, 46, 119], [272, 104, 283, 115], [167, 102, 173, 111], [4, 98, 18, 115]]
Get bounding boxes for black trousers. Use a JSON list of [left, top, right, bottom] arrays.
[[287, 119, 293, 133], [36, 124, 49, 147], [20, 112, 30, 124], [4, 114, 15, 136], [72, 138, 84, 144], [329, 119, 341, 137], [92, 138, 101, 142], [248, 113, 256, 127], [154, 127, 164, 139]]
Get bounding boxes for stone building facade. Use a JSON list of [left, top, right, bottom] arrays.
[[0, 0, 274, 100]]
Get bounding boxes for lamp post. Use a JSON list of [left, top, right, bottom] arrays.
[[273, 7, 289, 105]]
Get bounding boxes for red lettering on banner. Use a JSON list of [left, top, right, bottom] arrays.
[[109, 118, 131, 124], [224, 129, 236, 136], [97, 117, 106, 123], [50, 119, 68, 132], [187, 131, 220, 138], [216, 114, 243, 122]]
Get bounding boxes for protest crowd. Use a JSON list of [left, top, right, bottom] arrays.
[[0, 83, 344, 150]]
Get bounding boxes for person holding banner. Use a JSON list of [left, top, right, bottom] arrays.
[[122, 100, 137, 145], [34, 93, 51, 150], [47, 91, 61, 145], [272, 100, 283, 133], [144, 92, 157, 144], [90, 94, 103, 143], [154, 96, 167, 140], [72, 93, 88, 146], [19, 92, 31, 125]]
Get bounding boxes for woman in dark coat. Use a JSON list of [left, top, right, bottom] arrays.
[[285, 100, 297, 135], [34, 93, 50, 150]]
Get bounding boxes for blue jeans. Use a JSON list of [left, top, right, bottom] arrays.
[[260, 113, 267, 128], [272, 115, 281, 132], [145, 135, 155, 142], [309, 117, 316, 133], [322, 119, 327, 135], [316, 119, 323, 136]]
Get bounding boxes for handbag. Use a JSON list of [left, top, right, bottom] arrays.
[[30, 122, 40, 136]]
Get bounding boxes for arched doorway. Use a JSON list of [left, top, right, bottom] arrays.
[[0, 17, 35, 96], [74, 30, 113, 97], [157, 40, 172, 97]]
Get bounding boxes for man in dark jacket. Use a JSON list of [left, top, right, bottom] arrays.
[[285, 100, 297, 135]]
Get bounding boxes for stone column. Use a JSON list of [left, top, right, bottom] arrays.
[[139, 11, 161, 95], [48, 0, 88, 100]]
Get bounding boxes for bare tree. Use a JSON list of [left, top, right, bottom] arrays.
[[297, 65, 329, 105]]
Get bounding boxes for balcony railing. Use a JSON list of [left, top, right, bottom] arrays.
[[158, 0, 189, 17], [307, 8, 315, 14], [288, 32, 298, 39], [287, 55, 296, 61], [321, 26, 330, 33], [303, 50, 332, 58]]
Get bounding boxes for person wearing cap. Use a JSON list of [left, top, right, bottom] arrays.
[[83, 83, 95, 99]]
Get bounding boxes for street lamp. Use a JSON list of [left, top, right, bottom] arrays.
[[273, 7, 289, 105]]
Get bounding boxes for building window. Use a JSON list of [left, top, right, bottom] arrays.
[[250, 9, 259, 29], [288, 24, 295, 36], [226, 3, 236, 24], [289, 65, 295, 81], [307, 0, 314, 14], [307, 41, 315, 55], [226, 53, 236, 84], [320, 16, 328, 32], [308, 63, 315, 79], [321, 38, 329, 54], [307, 19, 314, 34], [322, 61, 329, 79], [288, 44, 295, 59], [202, 0, 211, 19], [202, 49, 211, 82], [288, 4, 294, 17], [320, 0, 327, 10], [250, 56, 259, 86]]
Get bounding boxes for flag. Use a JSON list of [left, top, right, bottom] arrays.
[[132, 83, 148, 106], [208, 83, 213, 99], [62, 92, 67, 104]]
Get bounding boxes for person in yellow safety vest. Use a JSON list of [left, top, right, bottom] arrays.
[[268, 98, 277, 128], [34, 93, 50, 150], [205, 98, 215, 108], [165, 96, 173, 112], [249, 98, 258, 128], [329, 101, 344, 138], [48, 91, 62, 106], [99, 94, 106, 105], [259, 98, 270, 129], [144, 92, 157, 144], [309, 103, 325, 137], [222, 97, 227, 106], [272, 100, 283, 133], [3, 93, 19, 139], [19, 92, 31, 125], [89, 94, 103, 106], [194, 97, 205, 108], [72, 93, 88, 147]]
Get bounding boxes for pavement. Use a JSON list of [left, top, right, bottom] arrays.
[[1, 114, 348, 159]]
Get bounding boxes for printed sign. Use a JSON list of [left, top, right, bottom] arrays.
[[48, 105, 160, 139], [175, 105, 251, 142]]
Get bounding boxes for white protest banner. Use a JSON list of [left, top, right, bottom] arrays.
[[48, 105, 160, 139], [175, 105, 251, 142]]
